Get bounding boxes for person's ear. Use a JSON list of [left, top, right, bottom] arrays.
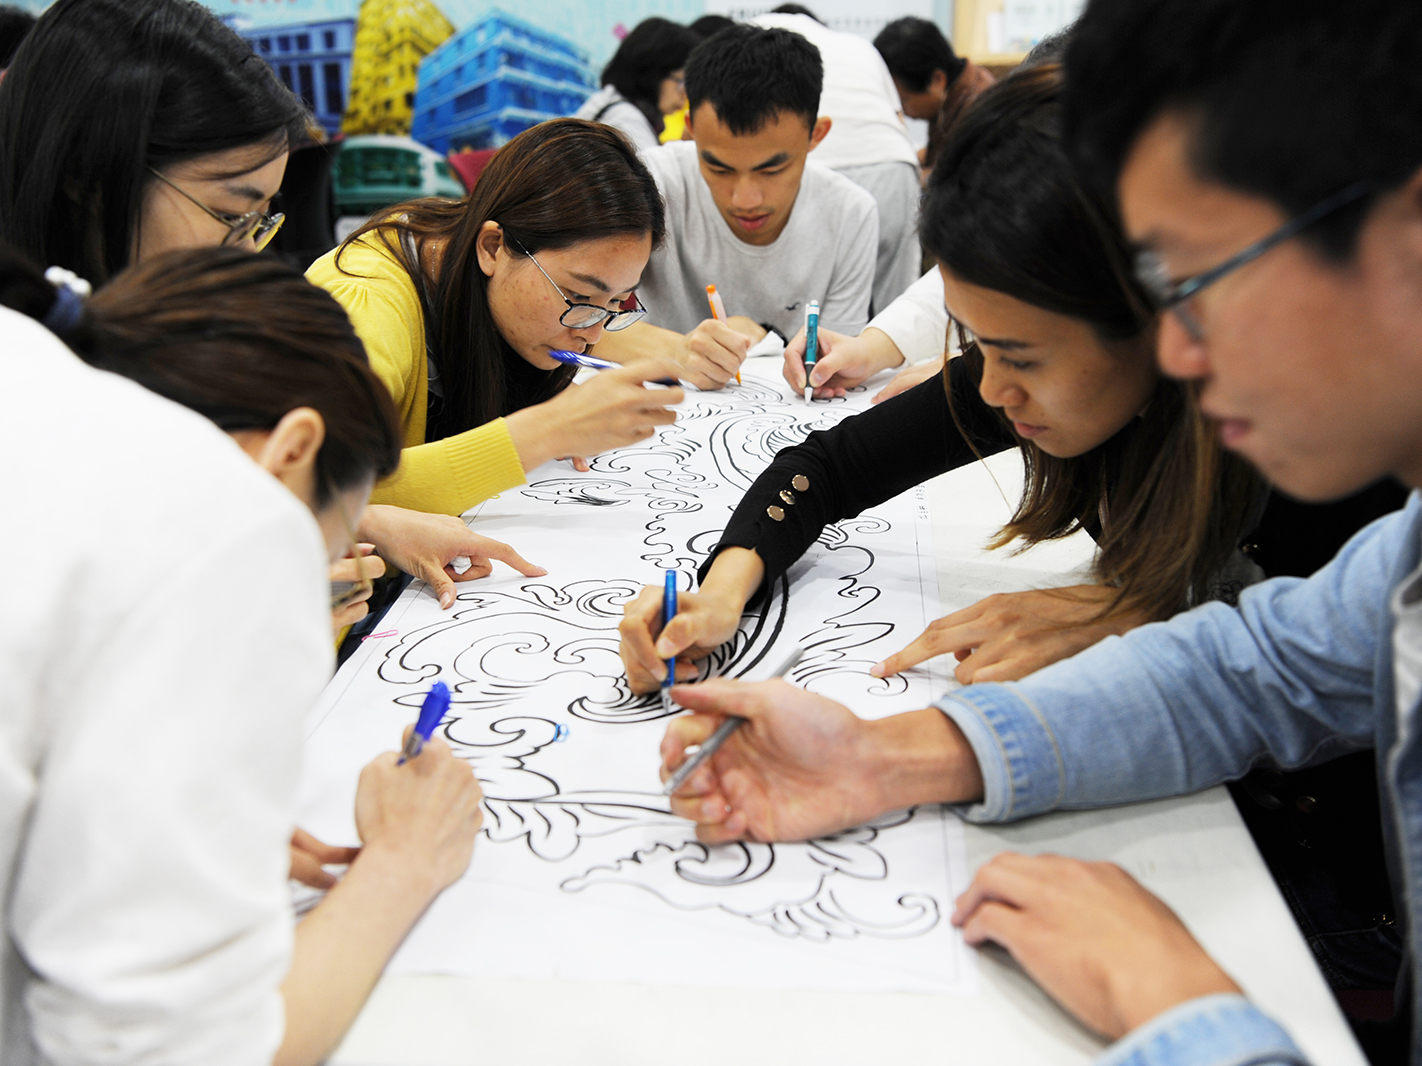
[[253, 407, 325, 505], [1395, 165, 1422, 278], [475, 220, 504, 278], [808, 116, 833, 151], [930, 68, 949, 95]]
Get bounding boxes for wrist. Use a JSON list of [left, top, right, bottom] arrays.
[[505, 406, 558, 473], [703, 548, 765, 607], [859, 709, 984, 812], [348, 838, 447, 909], [861, 327, 907, 371]]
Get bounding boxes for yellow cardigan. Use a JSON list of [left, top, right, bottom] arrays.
[[307, 238, 526, 515]]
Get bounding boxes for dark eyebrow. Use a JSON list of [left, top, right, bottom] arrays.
[[565, 271, 642, 298], [700, 149, 732, 170], [222, 182, 270, 205], [752, 152, 790, 171], [977, 336, 1033, 352]]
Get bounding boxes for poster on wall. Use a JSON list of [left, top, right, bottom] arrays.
[[8, 0, 944, 210]]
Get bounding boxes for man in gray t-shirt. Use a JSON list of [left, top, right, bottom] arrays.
[[597, 25, 878, 391]]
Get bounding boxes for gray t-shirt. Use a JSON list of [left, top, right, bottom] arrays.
[[637, 141, 878, 340]]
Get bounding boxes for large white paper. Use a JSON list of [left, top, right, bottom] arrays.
[[296, 360, 977, 996]]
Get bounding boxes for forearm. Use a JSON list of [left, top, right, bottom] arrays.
[[852, 327, 907, 373], [699, 548, 765, 610], [275, 844, 440, 1066], [862, 708, 984, 813], [504, 403, 566, 473], [370, 425, 525, 515]]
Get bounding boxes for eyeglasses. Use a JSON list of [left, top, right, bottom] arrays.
[[1134, 181, 1377, 342], [511, 238, 649, 332], [146, 166, 286, 251], [329, 506, 373, 613]]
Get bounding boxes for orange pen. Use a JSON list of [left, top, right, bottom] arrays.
[[706, 283, 740, 384]]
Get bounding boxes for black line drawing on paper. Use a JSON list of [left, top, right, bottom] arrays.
[[348, 372, 950, 947], [561, 809, 941, 942]]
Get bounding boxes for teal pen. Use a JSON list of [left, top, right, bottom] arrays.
[[802, 300, 820, 403]]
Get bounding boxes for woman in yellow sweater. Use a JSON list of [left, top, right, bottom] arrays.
[[309, 119, 684, 517]]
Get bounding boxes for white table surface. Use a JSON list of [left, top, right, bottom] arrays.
[[330, 445, 1366, 1066]]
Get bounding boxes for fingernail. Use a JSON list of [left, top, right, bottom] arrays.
[[869, 661, 885, 677], [532, 567, 549, 576], [440, 592, 454, 609], [653, 662, 667, 682]]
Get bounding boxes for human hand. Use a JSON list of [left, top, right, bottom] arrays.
[[329, 546, 388, 636], [660, 679, 888, 843], [618, 584, 745, 693], [675, 318, 751, 390], [354, 730, 485, 897], [661, 681, 980, 843], [508, 359, 684, 471], [872, 355, 944, 404], [783, 326, 904, 398], [289, 828, 360, 890], [871, 585, 1149, 685], [358, 505, 546, 610], [953, 853, 1241, 1039]]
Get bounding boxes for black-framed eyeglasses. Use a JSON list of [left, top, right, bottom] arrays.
[[511, 238, 649, 332], [1134, 180, 1377, 342], [146, 166, 286, 251]]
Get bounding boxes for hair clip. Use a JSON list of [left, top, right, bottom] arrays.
[[42, 266, 92, 337]]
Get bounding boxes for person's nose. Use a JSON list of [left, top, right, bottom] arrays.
[[978, 360, 1028, 409], [568, 320, 606, 349], [1157, 311, 1211, 381], [731, 176, 763, 211]]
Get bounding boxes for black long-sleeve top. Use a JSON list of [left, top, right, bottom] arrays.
[[699, 357, 1025, 592]]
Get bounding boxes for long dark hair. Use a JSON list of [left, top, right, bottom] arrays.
[[0, 0, 307, 284], [923, 65, 1263, 620], [602, 18, 700, 137], [338, 118, 666, 437], [1, 246, 400, 509]]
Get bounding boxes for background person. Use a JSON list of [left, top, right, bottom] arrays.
[[874, 16, 996, 176], [595, 24, 877, 391], [752, 9, 922, 312], [575, 17, 701, 154]]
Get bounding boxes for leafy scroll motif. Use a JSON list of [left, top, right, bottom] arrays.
[[561, 808, 941, 942]]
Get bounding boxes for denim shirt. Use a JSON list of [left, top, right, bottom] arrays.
[[937, 493, 1422, 1066]]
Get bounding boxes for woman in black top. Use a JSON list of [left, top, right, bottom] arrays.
[[619, 64, 1267, 691]]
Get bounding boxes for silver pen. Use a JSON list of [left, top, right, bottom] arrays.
[[662, 647, 804, 797]]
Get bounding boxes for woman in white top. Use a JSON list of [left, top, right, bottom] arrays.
[[575, 17, 701, 151], [2, 248, 484, 1066]]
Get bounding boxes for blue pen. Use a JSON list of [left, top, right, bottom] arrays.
[[661, 570, 678, 711], [398, 680, 451, 765], [802, 300, 820, 403], [548, 348, 679, 387]]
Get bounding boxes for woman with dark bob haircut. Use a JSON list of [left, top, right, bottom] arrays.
[[575, 17, 702, 151]]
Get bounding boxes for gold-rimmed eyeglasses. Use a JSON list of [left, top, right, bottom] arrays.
[[146, 166, 286, 251]]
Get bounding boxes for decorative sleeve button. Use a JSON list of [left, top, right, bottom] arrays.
[[779, 490, 795, 506], [792, 475, 809, 492], [766, 505, 785, 522]]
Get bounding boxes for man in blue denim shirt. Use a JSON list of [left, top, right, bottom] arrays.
[[656, 1, 1422, 1062]]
